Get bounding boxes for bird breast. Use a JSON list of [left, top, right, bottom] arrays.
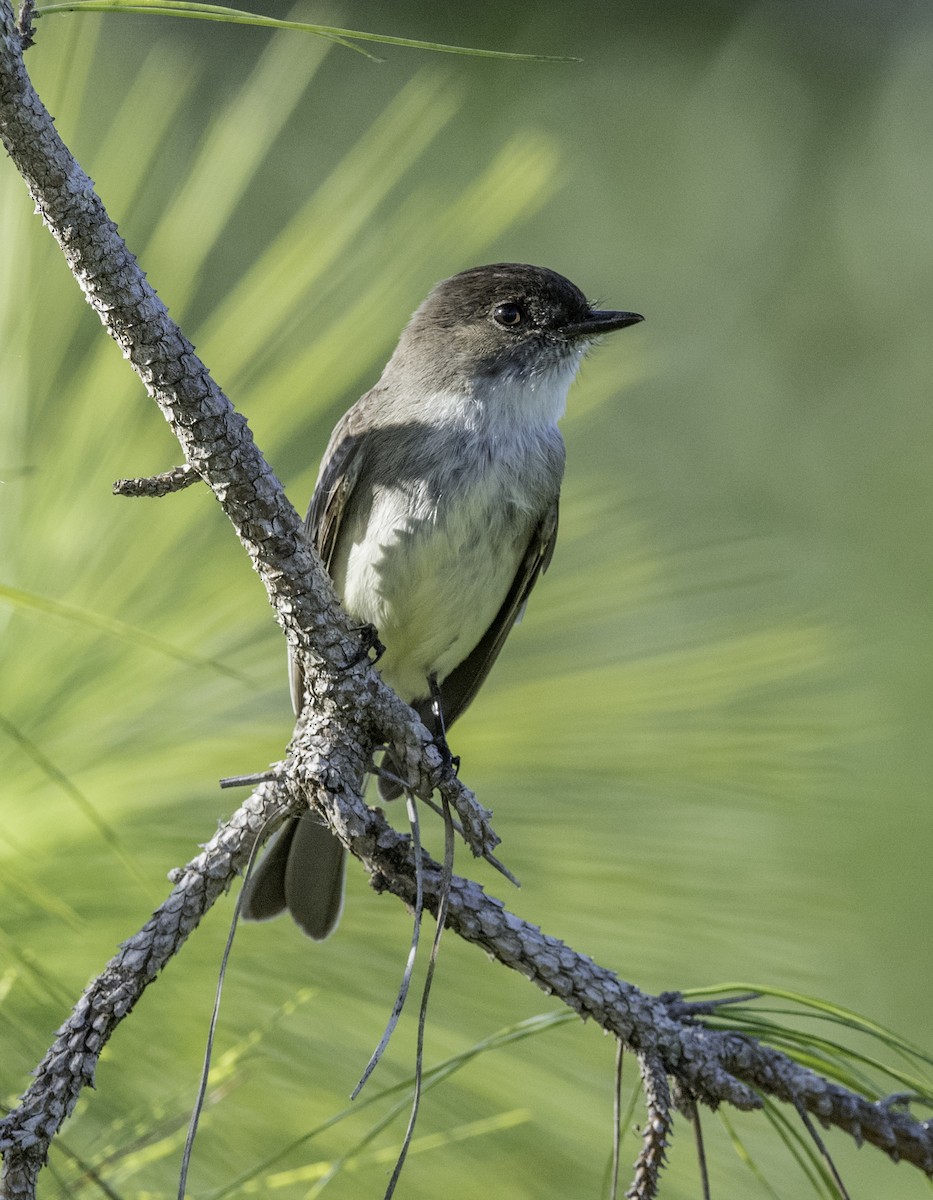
[[334, 421, 563, 704]]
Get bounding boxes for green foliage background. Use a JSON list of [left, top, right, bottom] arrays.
[[2, 1, 932, 1196]]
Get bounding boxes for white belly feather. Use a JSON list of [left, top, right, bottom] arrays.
[[338, 479, 534, 703]]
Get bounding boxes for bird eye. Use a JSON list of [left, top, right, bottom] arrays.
[[493, 302, 525, 328]]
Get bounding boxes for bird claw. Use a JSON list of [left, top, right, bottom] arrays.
[[341, 622, 384, 670]]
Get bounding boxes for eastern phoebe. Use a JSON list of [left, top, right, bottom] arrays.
[[242, 263, 643, 938]]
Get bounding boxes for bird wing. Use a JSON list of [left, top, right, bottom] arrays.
[[288, 420, 367, 714], [429, 495, 560, 732], [307, 429, 365, 570]]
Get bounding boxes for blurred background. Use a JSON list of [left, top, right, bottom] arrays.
[[2, 1, 932, 1196]]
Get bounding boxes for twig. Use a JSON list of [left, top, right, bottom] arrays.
[[626, 1052, 672, 1200], [14, 0, 33, 47], [219, 768, 283, 789], [112, 463, 201, 497]]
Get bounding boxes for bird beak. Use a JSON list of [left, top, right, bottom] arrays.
[[564, 310, 644, 338]]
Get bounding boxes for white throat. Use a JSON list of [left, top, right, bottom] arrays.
[[434, 351, 584, 435]]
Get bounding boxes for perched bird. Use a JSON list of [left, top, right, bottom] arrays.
[[242, 263, 643, 938]]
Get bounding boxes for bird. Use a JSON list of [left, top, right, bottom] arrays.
[[241, 263, 643, 938]]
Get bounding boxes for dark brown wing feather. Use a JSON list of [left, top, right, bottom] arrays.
[[307, 434, 365, 569], [288, 428, 367, 713]]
